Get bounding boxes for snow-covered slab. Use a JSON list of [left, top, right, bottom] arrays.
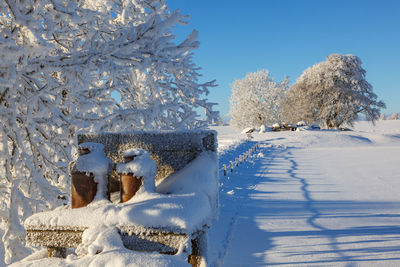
[[25, 223, 189, 255], [25, 193, 212, 234], [25, 151, 218, 257], [10, 249, 191, 267]]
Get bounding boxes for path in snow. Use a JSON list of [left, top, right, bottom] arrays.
[[209, 139, 400, 266]]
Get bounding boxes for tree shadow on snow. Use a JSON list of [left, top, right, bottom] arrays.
[[214, 142, 400, 266]]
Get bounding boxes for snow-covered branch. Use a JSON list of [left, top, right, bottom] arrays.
[[229, 70, 288, 129]]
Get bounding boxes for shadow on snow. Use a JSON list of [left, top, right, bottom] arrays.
[[212, 140, 400, 266]]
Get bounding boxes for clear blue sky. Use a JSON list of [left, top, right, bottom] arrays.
[[167, 0, 400, 121]]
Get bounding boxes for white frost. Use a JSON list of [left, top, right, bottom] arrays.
[[116, 149, 156, 194], [229, 69, 288, 130]]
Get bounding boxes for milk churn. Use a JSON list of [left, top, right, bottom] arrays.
[[70, 143, 111, 208], [119, 154, 143, 203]]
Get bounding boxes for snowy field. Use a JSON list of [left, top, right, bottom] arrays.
[[208, 120, 400, 266]]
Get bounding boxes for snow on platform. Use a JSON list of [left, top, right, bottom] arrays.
[[11, 247, 190, 267], [25, 151, 218, 235], [19, 150, 217, 267]]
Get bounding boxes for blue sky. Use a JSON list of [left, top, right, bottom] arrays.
[[167, 0, 400, 120]]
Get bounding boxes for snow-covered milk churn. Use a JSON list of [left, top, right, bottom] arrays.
[[70, 143, 112, 208], [117, 148, 157, 202]]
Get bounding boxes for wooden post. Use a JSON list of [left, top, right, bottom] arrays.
[[188, 231, 206, 267], [47, 247, 66, 258]]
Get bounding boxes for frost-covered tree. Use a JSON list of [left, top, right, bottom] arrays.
[[229, 70, 288, 130], [388, 112, 399, 120], [76, 0, 220, 132], [0, 0, 218, 264], [0, 1, 82, 263], [282, 54, 385, 128]]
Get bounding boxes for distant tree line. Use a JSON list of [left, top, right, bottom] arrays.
[[229, 54, 386, 129], [380, 113, 399, 120]]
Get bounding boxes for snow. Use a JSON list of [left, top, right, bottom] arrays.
[[241, 127, 254, 134], [117, 148, 157, 194], [25, 151, 218, 234], [157, 151, 219, 218], [17, 149, 218, 266], [74, 143, 110, 174], [209, 125, 245, 153], [12, 245, 189, 267], [11, 120, 400, 266], [272, 123, 280, 128], [207, 120, 400, 266]]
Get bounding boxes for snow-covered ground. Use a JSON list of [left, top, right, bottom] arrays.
[[7, 120, 400, 266], [208, 120, 400, 266]]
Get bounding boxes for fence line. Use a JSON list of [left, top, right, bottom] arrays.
[[220, 142, 261, 176]]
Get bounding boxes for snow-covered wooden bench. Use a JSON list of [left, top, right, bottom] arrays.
[[24, 131, 217, 267]]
